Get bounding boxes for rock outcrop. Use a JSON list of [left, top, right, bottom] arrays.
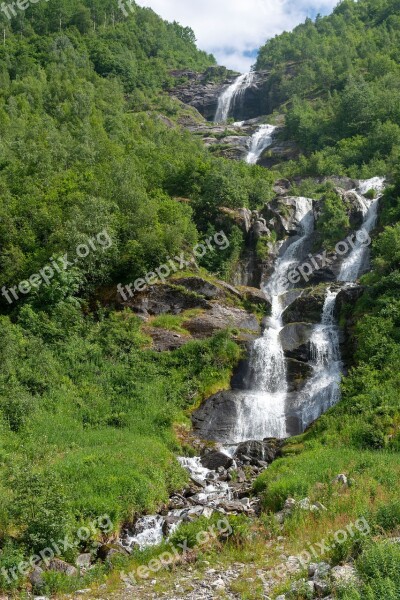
[[170, 69, 271, 121]]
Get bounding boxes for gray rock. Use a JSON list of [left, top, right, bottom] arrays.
[[234, 439, 282, 465], [332, 474, 348, 486], [47, 558, 77, 577], [201, 450, 233, 471], [76, 553, 92, 569], [330, 564, 359, 586], [29, 566, 44, 590]]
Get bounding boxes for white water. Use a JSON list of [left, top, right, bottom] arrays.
[[234, 198, 315, 441], [298, 177, 386, 427], [297, 289, 342, 429], [215, 72, 254, 123], [246, 124, 277, 164], [338, 177, 385, 282], [121, 456, 233, 551]]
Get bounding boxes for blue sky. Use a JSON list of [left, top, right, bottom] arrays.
[[135, 0, 339, 71]]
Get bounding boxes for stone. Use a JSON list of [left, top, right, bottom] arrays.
[[211, 578, 225, 590], [313, 501, 327, 511], [201, 450, 233, 471], [47, 558, 77, 577], [76, 553, 92, 569], [314, 578, 330, 595], [29, 566, 44, 590], [234, 439, 282, 465], [185, 304, 260, 340], [299, 497, 311, 510], [332, 474, 348, 486], [279, 323, 314, 362], [314, 562, 331, 579], [330, 564, 359, 586]]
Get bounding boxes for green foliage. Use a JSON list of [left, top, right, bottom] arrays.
[[316, 191, 350, 249], [257, 0, 400, 176]]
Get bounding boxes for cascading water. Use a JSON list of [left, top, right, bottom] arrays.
[[295, 177, 386, 429], [295, 288, 342, 430], [246, 124, 277, 164], [230, 198, 315, 442], [339, 177, 385, 282], [215, 72, 254, 123]]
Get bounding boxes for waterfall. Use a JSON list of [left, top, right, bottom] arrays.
[[246, 124, 277, 164], [215, 72, 254, 123], [296, 288, 342, 429], [231, 198, 314, 442], [296, 177, 386, 428], [338, 177, 385, 282]]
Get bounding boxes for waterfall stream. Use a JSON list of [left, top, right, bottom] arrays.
[[215, 72, 254, 123], [246, 124, 277, 164], [230, 198, 315, 442]]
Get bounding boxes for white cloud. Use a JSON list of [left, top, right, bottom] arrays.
[[135, 0, 339, 71]]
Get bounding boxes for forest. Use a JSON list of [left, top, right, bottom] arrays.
[[0, 0, 400, 597]]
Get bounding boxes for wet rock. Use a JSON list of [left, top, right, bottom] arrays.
[[200, 450, 233, 471], [282, 287, 327, 324], [279, 322, 314, 362], [286, 358, 313, 392], [234, 439, 282, 465], [171, 68, 271, 122], [193, 389, 263, 444]]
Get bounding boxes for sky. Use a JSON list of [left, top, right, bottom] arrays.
[[135, 0, 339, 72]]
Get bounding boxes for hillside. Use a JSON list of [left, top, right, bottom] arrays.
[[0, 0, 400, 598]]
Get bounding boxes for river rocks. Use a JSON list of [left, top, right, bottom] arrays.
[[234, 439, 282, 465], [286, 359, 313, 392], [200, 450, 233, 470], [279, 323, 314, 362]]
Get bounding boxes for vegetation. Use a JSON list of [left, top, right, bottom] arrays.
[[256, 0, 400, 177], [1, 0, 400, 596]]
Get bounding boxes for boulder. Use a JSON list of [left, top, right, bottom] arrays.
[[200, 450, 233, 471], [47, 558, 77, 577], [118, 282, 210, 316], [286, 358, 313, 392], [234, 439, 282, 465], [29, 566, 44, 590], [282, 288, 327, 324], [279, 323, 314, 362], [185, 304, 260, 340], [76, 553, 92, 569], [330, 565, 359, 586]]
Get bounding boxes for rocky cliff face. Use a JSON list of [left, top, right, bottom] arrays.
[[170, 68, 271, 121]]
